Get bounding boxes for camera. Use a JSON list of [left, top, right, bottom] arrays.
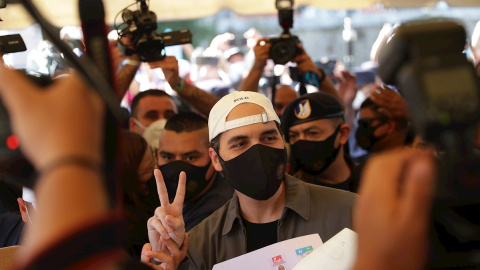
[[0, 34, 27, 54], [269, 0, 300, 65], [116, 0, 192, 62], [378, 19, 480, 269]]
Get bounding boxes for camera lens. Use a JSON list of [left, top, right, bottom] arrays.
[[270, 39, 296, 65], [137, 36, 165, 62]]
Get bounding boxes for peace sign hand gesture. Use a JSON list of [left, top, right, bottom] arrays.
[[148, 169, 186, 253]]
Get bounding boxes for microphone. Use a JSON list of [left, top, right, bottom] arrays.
[[79, 0, 115, 87], [79, 0, 120, 205]]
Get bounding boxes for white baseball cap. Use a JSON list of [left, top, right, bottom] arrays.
[[208, 91, 280, 141]]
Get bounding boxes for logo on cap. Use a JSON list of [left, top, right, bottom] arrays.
[[294, 99, 311, 119]]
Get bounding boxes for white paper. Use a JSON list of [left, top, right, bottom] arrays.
[[293, 228, 357, 270], [212, 234, 323, 270]]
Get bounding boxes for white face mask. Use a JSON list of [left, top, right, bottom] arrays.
[[228, 61, 246, 83], [22, 187, 36, 224], [134, 118, 167, 149]]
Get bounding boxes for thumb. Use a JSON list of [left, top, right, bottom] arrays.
[[141, 243, 153, 264]]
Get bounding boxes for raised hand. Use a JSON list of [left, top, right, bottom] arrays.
[[148, 169, 186, 252], [336, 70, 358, 107], [291, 44, 318, 76], [0, 58, 104, 170], [252, 38, 271, 70], [353, 149, 436, 270], [369, 84, 410, 121], [148, 56, 180, 88]]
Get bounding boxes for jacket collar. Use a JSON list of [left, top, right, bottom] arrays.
[[282, 174, 311, 221], [221, 174, 311, 236]]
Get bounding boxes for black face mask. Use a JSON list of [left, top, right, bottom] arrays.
[[355, 118, 388, 151], [290, 126, 341, 175], [158, 161, 212, 203], [138, 175, 161, 209], [219, 144, 286, 201]]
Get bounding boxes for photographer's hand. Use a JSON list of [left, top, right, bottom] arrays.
[[0, 59, 110, 262], [148, 56, 181, 87], [148, 57, 219, 117], [0, 60, 103, 170], [353, 149, 436, 270], [115, 34, 141, 101], [252, 38, 271, 70], [369, 84, 410, 121], [292, 44, 318, 76], [237, 38, 270, 92], [292, 44, 340, 102]]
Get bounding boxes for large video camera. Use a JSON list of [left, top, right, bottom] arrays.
[[269, 0, 300, 65], [116, 0, 192, 62], [378, 19, 480, 269]]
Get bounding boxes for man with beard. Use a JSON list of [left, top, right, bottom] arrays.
[[156, 112, 233, 231], [281, 92, 360, 192], [146, 91, 356, 269]]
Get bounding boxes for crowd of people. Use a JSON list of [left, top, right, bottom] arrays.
[[0, 20, 477, 270]]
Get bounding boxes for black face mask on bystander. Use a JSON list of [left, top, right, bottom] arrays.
[[158, 161, 212, 203], [290, 126, 341, 175], [218, 144, 286, 201], [355, 117, 389, 151]]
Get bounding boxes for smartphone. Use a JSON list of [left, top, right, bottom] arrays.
[[229, 38, 247, 47]]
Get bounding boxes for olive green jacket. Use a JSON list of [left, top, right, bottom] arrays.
[[181, 174, 357, 270]]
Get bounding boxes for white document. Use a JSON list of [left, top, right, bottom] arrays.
[[212, 234, 323, 270], [293, 228, 358, 270]]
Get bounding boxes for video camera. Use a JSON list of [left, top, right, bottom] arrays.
[[269, 0, 300, 65], [0, 0, 27, 54], [116, 0, 192, 62], [378, 19, 480, 269]]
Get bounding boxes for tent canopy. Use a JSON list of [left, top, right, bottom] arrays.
[[1, 0, 479, 30]]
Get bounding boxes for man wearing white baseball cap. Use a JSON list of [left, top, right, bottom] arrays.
[[146, 91, 356, 269]]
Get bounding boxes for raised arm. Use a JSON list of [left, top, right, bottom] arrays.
[[336, 70, 358, 125], [0, 58, 110, 264], [292, 45, 340, 101], [237, 38, 271, 92], [148, 56, 219, 117], [353, 149, 435, 270], [115, 53, 140, 100]]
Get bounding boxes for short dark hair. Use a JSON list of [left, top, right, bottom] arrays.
[[210, 121, 283, 155], [164, 112, 208, 133], [328, 116, 345, 129], [130, 89, 172, 118]]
